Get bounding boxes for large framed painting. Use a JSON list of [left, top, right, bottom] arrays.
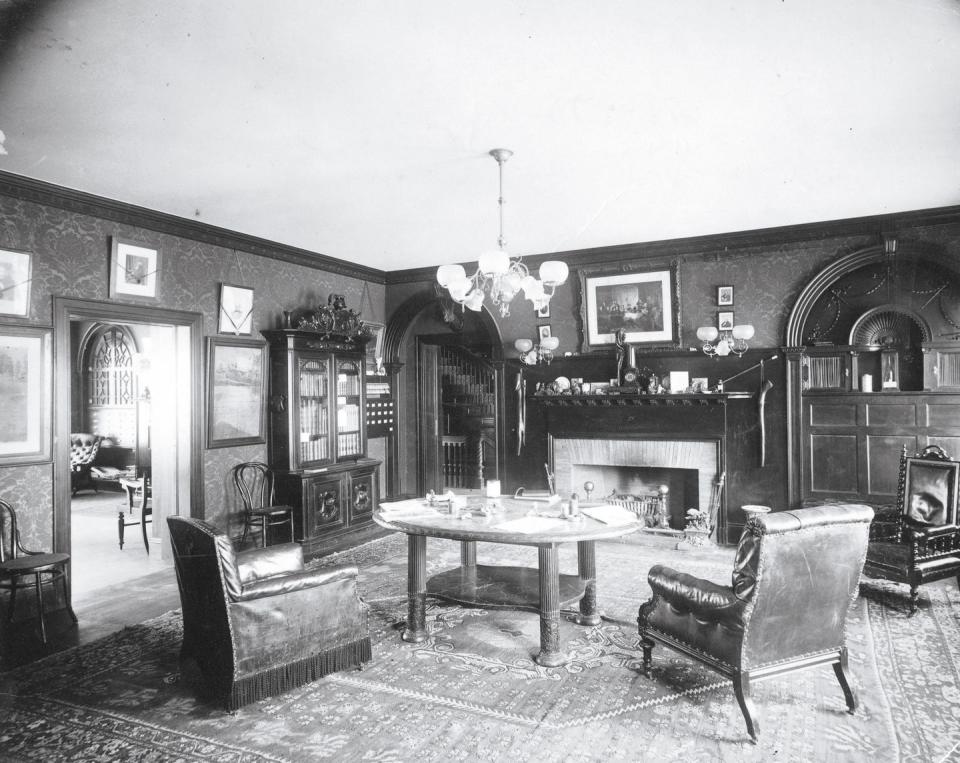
[[0, 326, 52, 464], [0, 248, 33, 317], [577, 263, 680, 352], [110, 237, 161, 300], [901, 454, 959, 528], [206, 336, 267, 448]]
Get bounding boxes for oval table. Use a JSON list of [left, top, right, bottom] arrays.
[[374, 496, 642, 667]]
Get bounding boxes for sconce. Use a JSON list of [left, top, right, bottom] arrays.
[[696, 324, 754, 358], [515, 335, 560, 365]]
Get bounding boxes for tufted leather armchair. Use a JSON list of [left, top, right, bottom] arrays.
[[69, 433, 101, 496], [167, 516, 372, 710], [638, 503, 874, 742]]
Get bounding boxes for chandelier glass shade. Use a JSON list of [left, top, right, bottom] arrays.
[[436, 149, 569, 318]]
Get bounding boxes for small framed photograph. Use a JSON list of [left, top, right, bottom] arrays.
[[717, 285, 734, 306], [536, 302, 550, 319], [538, 325, 552, 341], [691, 377, 709, 393], [206, 337, 267, 448], [218, 283, 254, 335], [110, 238, 160, 300], [364, 321, 386, 376], [0, 249, 32, 317], [718, 311, 734, 331]]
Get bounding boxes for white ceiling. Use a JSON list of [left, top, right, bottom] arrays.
[[1, 0, 959, 272]]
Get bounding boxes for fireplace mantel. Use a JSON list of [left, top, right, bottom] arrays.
[[534, 391, 752, 407]]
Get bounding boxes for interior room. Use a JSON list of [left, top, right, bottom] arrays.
[[0, 2, 959, 761]]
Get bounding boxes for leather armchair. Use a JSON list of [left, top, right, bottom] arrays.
[[167, 516, 372, 710], [69, 433, 101, 496], [638, 503, 874, 742]]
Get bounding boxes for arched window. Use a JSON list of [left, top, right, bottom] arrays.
[[88, 327, 135, 406]]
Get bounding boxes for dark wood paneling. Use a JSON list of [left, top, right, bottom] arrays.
[[809, 403, 858, 427], [925, 403, 960, 428], [865, 435, 917, 496], [809, 434, 859, 493], [865, 403, 916, 427]]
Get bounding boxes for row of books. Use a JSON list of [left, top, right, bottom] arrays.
[[299, 371, 329, 397], [299, 399, 329, 433], [300, 436, 329, 462], [338, 432, 361, 455], [337, 403, 361, 431]]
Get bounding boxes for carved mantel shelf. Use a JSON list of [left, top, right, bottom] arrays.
[[533, 392, 753, 407]]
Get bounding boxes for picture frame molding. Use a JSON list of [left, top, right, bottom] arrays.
[[0, 248, 33, 318], [0, 325, 52, 464], [110, 237, 161, 300], [576, 261, 681, 353], [717, 285, 734, 306], [205, 336, 268, 449], [218, 282, 255, 335], [717, 310, 735, 331]]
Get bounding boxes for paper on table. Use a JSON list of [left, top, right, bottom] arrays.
[[493, 516, 566, 534], [378, 499, 441, 517], [580, 504, 638, 526]]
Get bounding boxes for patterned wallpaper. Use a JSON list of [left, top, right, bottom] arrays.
[[0, 192, 385, 549]]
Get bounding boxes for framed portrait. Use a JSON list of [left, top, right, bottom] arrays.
[[0, 249, 32, 317], [901, 456, 959, 528], [206, 337, 267, 448], [717, 285, 734, 306], [717, 311, 735, 331], [364, 321, 386, 376], [577, 263, 680, 352], [0, 326, 52, 464], [538, 324, 552, 341], [218, 283, 254, 335], [110, 238, 161, 300], [536, 302, 550, 319]]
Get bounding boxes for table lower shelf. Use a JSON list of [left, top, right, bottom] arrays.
[[426, 564, 586, 612]]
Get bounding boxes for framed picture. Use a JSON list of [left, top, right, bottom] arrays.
[[901, 456, 959, 528], [577, 263, 680, 352], [218, 283, 254, 335], [110, 238, 160, 300], [538, 325, 552, 341], [717, 285, 734, 306], [364, 321, 386, 376], [691, 377, 709, 393], [718, 311, 735, 331], [0, 249, 32, 317], [206, 337, 267, 448], [536, 302, 550, 319], [0, 326, 52, 464]]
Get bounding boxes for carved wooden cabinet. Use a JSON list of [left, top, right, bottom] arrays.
[[263, 326, 381, 556]]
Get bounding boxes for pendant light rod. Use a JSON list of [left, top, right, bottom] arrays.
[[490, 148, 512, 250]]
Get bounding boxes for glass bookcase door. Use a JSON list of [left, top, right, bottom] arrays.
[[298, 357, 330, 465], [336, 359, 363, 459]]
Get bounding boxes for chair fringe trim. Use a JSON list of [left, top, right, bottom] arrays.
[[226, 637, 372, 711]]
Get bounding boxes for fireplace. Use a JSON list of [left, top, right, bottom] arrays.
[[551, 437, 721, 529]]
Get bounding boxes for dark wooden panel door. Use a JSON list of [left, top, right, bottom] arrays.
[[809, 433, 859, 495]]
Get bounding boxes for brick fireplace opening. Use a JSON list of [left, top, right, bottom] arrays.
[[551, 437, 722, 529]]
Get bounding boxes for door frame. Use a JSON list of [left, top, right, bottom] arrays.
[[53, 297, 204, 557]]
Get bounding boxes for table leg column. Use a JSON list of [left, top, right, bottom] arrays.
[[402, 534, 429, 643], [575, 540, 601, 626], [461, 540, 476, 568], [535, 543, 567, 667]]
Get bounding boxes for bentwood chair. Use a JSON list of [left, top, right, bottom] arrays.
[[231, 462, 295, 548], [0, 499, 78, 643], [167, 516, 371, 709], [638, 503, 873, 742]]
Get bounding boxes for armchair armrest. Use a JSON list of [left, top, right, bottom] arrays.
[[237, 542, 304, 585], [235, 563, 360, 602], [648, 564, 742, 618]]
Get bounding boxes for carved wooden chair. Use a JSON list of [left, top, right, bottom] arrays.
[[638, 504, 873, 742], [862, 445, 960, 614]]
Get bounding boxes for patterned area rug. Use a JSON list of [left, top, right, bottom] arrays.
[[0, 534, 958, 762]]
